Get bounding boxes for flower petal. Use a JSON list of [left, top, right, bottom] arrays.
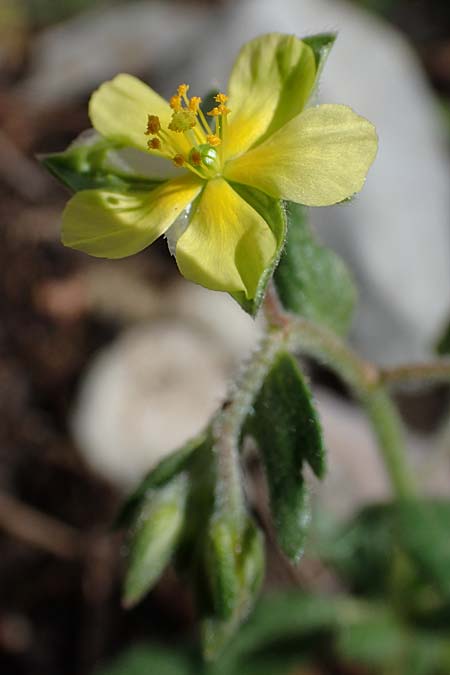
[[225, 33, 316, 159], [62, 175, 203, 258], [89, 73, 189, 156], [175, 178, 277, 299], [224, 104, 378, 207]]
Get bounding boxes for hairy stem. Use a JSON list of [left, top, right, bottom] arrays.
[[380, 360, 450, 386], [212, 332, 284, 523]]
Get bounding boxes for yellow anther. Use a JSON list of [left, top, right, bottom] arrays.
[[190, 150, 202, 166], [173, 154, 185, 167], [189, 96, 202, 113], [206, 134, 221, 147], [170, 95, 182, 111], [148, 137, 161, 150], [168, 110, 197, 132], [177, 84, 189, 97], [146, 114, 161, 135], [214, 92, 228, 104], [207, 104, 230, 117]]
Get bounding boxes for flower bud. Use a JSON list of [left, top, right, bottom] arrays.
[[122, 474, 188, 608]]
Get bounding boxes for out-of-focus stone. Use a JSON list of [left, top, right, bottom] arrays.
[[311, 389, 450, 520], [71, 281, 260, 489], [18, 0, 214, 107]]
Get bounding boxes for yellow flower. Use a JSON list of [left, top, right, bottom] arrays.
[[61, 33, 377, 302]]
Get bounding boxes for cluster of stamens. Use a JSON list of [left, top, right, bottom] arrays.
[[144, 84, 230, 178]]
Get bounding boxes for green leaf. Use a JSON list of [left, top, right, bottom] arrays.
[[95, 644, 195, 675], [228, 183, 287, 317], [320, 499, 450, 604], [336, 610, 407, 668], [115, 430, 208, 529], [123, 474, 189, 608], [274, 202, 357, 336], [41, 132, 163, 193], [249, 351, 325, 561], [397, 500, 450, 600], [320, 503, 396, 595]]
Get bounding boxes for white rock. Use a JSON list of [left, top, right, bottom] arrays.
[[72, 283, 260, 489], [311, 389, 450, 520], [18, 0, 214, 107]]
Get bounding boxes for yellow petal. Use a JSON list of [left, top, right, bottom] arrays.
[[225, 34, 316, 159], [176, 178, 276, 299], [224, 104, 378, 206], [89, 73, 189, 155], [62, 175, 203, 258]]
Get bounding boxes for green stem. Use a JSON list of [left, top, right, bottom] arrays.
[[212, 333, 284, 524], [362, 387, 418, 499], [283, 315, 418, 499]]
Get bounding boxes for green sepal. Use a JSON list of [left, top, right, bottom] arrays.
[[122, 473, 189, 608], [115, 430, 209, 530], [201, 519, 265, 661], [205, 517, 241, 620], [302, 33, 336, 90], [274, 202, 357, 336], [228, 183, 287, 317], [40, 133, 163, 193], [249, 351, 324, 562]]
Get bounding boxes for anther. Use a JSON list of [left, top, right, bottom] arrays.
[[206, 134, 221, 147], [173, 154, 185, 167], [148, 138, 161, 150], [170, 95, 182, 111], [146, 115, 161, 135], [214, 93, 228, 104], [177, 84, 189, 97], [207, 103, 230, 117], [189, 96, 202, 113]]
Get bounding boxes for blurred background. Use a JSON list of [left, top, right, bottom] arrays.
[[0, 1, 449, 674]]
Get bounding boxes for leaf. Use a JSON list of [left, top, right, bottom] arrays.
[[228, 183, 287, 317], [123, 474, 189, 608], [336, 610, 407, 668], [95, 644, 196, 675], [249, 351, 325, 561], [115, 430, 208, 529], [397, 499, 450, 599], [41, 131, 163, 193], [273, 202, 357, 336], [320, 499, 450, 603], [319, 503, 396, 595]]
